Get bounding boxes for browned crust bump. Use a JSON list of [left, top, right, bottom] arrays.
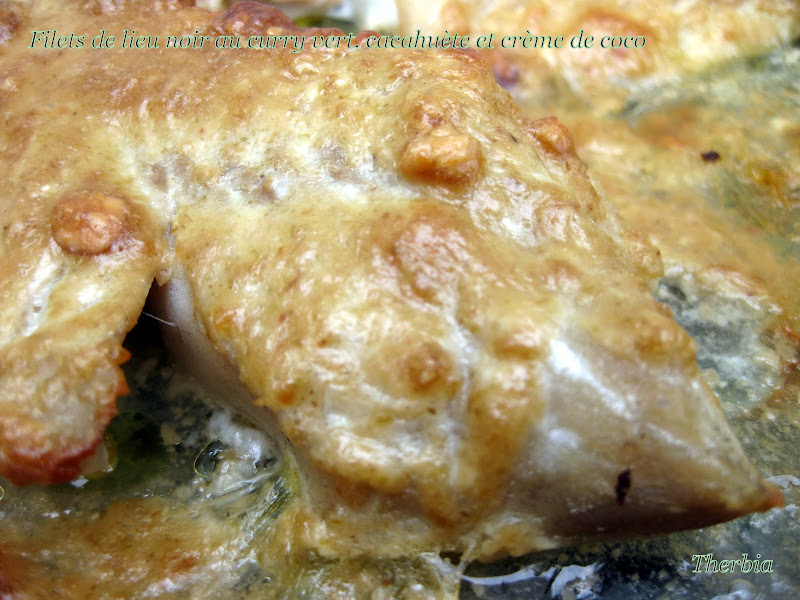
[[51, 191, 130, 255], [399, 132, 483, 186]]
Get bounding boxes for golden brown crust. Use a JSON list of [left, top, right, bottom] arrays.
[[399, 131, 483, 186], [0, 184, 165, 483], [51, 192, 131, 255], [0, 0, 783, 562], [462, 0, 800, 427], [0, 0, 170, 483]]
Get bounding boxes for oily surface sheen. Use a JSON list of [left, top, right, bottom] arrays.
[[0, 0, 782, 569]]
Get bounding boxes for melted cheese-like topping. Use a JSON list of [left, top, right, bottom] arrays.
[[0, 0, 783, 587]]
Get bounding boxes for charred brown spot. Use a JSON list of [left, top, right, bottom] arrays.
[[399, 132, 483, 186], [526, 117, 576, 158], [276, 383, 297, 406], [51, 191, 129, 255], [701, 150, 721, 163], [615, 468, 632, 505]]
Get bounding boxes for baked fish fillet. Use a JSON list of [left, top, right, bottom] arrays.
[[0, 0, 782, 558]]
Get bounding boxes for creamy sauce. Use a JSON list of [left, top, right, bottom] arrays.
[[0, 333, 462, 599], [1, 3, 799, 600]]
